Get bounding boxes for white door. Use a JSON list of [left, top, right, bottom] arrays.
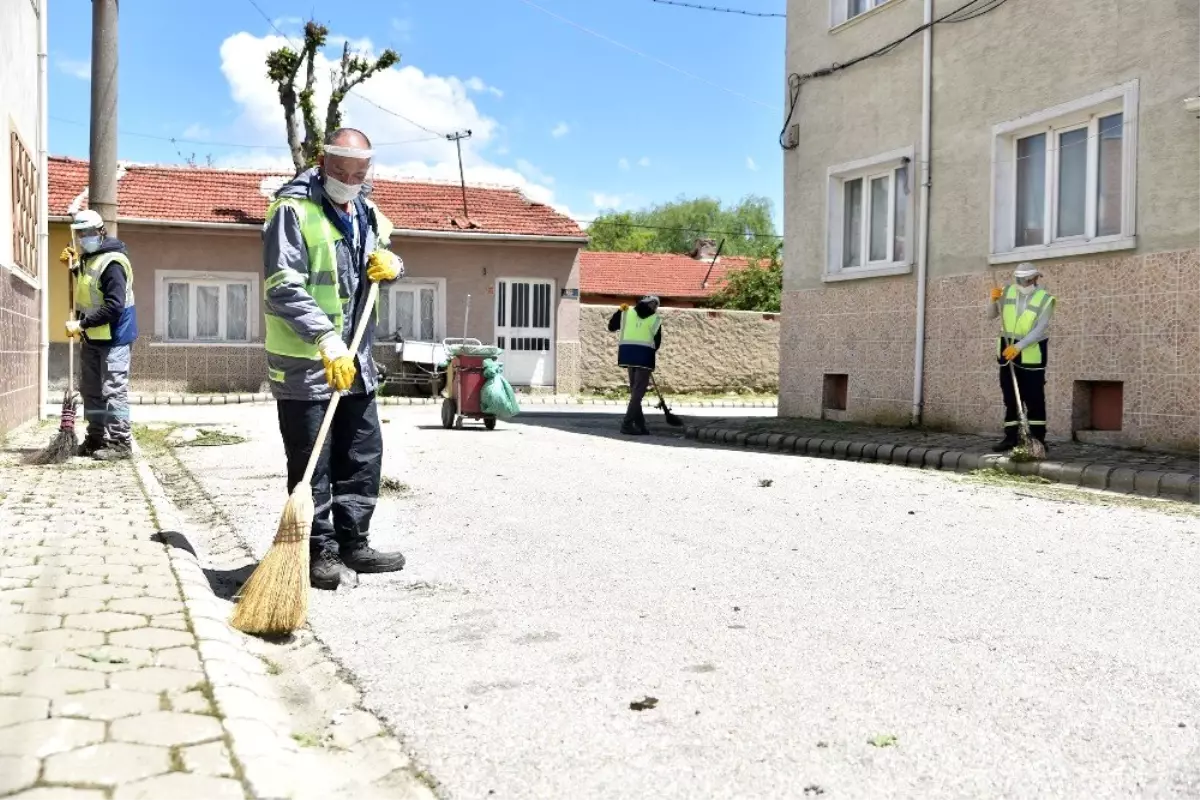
[[494, 278, 555, 387]]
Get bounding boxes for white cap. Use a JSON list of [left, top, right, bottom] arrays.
[[1013, 262, 1041, 280], [70, 209, 104, 230]]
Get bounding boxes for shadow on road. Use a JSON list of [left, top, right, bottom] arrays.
[[499, 410, 729, 450]]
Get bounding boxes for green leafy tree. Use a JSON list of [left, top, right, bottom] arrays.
[[585, 196, 778, 257], [704, 241, 783, 312], [267, 21, 400, 173]]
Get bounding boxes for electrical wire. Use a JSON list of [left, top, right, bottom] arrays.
[[242, 0, 449, 137], [512, 0, 779, 111], [779, 0, 1015, 149], [649, 0, 784, 17]]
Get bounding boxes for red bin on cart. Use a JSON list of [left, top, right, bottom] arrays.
[[441, 347, 498, 430]]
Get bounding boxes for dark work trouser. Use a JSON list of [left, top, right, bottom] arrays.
[[624, 368, 651, 428], [276, 392, 382, 554], [999, 339, 1048, 443], [80, 341, 132, 447]]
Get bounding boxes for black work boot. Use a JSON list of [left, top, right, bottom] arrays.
[[341, 543, 406, 574], [92, 440, 132, 461], [310, 548, 357, 590], [991, 435, 1018, 453], [77, 438, 104, 458]]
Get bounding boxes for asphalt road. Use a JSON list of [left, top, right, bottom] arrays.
[[165, 403, 1200, 800]]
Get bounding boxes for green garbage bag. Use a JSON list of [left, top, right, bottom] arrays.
[[480, 358, 520, 419]]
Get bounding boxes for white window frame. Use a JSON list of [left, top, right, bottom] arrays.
[[155, 270, 260, 346], [825, 146, 915, 282], [377, 277, 447, 342], [831, 0, 896, 30], [990, 80, 1138, 265]]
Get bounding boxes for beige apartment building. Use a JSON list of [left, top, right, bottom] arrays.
[[0, 0, 47, 435], [781, 0, 1199, 451]]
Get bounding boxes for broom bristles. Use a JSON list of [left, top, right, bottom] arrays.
[[30, 429, 77, 465], [230, 486, 313, 636]]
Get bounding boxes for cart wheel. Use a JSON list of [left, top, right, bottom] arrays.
[[484, 417, 497, 430], [441, 398, 456, 430], [454, 415, 464, 429]]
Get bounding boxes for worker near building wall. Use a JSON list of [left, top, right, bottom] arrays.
[[60, 209, 138, 461], [261, 127, 407, 591], [608, 295, 662, 436], [988, 263, 1056, 452]]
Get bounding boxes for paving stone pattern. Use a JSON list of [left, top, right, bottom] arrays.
[[0, 428, 246, 800], [687, 417, 1199, 502]]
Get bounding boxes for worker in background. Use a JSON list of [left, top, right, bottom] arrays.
[[59, 209, 138, 461], [608, 295, 662, 436], [988, 263, 1056, 452], [262, 127, 407, 591]]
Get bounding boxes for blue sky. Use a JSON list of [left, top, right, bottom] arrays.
[[47, 0, 785, 228]]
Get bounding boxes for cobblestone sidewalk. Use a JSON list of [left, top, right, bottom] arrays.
[[0, 426, 246, 799], [686, 417, 1199, 503]]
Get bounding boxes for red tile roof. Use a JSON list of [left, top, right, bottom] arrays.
[[578, 251, 757, 299], [47, 156, 586, 239]]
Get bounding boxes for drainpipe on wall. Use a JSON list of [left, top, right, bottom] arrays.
[[910, 0, 933, 427], [36, 0, 49, 421]]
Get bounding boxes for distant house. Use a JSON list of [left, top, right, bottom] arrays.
[[47, 157, 588, 394], [1, 0, 46, 435], [579, 239, 755, 308]]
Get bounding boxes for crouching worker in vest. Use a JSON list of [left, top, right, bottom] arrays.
[[988, 263, 1056, 453], [60, 209, 138, 461], [607, 295, 663, 436], [262, 128, 407, 590]]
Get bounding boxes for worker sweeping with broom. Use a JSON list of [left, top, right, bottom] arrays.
[[607, 295, 667, 435], [232, 128, 406, 635], [988, 263, 1055, 457]]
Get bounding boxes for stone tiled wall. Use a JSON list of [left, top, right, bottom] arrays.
[[779, 249, 1200, 451], [581, 304, 780, 393], [0, 268, 40, 434]]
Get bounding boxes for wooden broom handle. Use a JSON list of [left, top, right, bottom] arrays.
[[299, 280, 380, 488], [66, 231, 79, 399]]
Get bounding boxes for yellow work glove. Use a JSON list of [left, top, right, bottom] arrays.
[[366, 250, 403, 283], [1002, 344, 1021, 362], [59, 246, 77, 266], [990, 287, 1003, 302], [619, 303, 630, 312], [318, 335, 357, 392], [65, 320, 82, 339]]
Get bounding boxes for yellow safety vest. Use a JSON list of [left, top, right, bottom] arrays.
[[998, 284, 1054, 366], [620, 308, 661, 347], [263, 196, 393, 362], [74, 252, 134, 342]]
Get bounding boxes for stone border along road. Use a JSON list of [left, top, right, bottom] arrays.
[[685, 423, 1199, 504], [105, 393, 778, 409], [133, 431, 440, 800]]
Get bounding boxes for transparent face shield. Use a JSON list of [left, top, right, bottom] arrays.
[[322, 144, 375, 199]]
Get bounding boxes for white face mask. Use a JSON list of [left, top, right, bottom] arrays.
[[323, 175, 363, 205], [80, 235, 102, 254], [1017, 283, 1037, 296]]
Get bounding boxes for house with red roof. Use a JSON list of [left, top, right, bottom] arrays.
[[578, 239, 755, 309], [47, 156, 588, 394]]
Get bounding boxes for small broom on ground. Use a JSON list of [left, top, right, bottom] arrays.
[[32, 238, 81, 465], [231, 281, 380, 636], [649, 372, 683, 427]]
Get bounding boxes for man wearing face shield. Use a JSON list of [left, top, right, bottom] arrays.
[[58, 209, 139, 461], [607, 295, 663, 435], [262, 128, 407, 590], [988, 263, 1056, 452]]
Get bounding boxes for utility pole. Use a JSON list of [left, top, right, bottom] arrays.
[[89, 0, 119, 235], [446, 130, 473, 219]]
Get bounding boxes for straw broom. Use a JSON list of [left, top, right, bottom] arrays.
[[231, 281, 380, 636], [33, 233, 81, 465]]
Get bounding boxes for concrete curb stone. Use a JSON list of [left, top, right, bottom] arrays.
[[685, 423, 1198, 504]]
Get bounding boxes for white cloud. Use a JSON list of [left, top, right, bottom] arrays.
[[391, 18, 414, 42], [328, 35, 376, 54], [638, 157, 651, 168], [57, 58, 90, 80], [746, 156, 759, 171], [617, 158, 630, 171], [515, 159, 554, 186], [591, 192, 622, 210], [465, 77, 504, 98], [550, 122, 570, 138], [214, 31, 568, 215]]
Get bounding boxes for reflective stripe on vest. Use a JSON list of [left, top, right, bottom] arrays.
[[619, 309, 661, 348], [998, 284, 1053, 365], [74, 252, 134, 342], [263, 197, 347, 360]]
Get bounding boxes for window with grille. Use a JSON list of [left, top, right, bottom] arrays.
[[10, 131, 37, 279], [377, 281, 440, 341]]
